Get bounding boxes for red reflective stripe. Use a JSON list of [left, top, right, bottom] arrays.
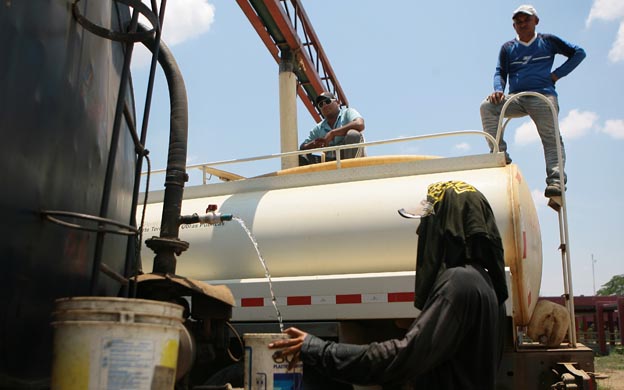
[[241, 297, 264, 307], [388, 292, 414, 302], [241, 293, 417, 306], [287, 296, 312, 306], [336, 294, 361, 304]]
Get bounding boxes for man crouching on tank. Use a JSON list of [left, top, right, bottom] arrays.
[[270, 181, 508, 389]]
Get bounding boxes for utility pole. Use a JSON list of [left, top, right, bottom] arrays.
[[592, 254, 597, 295]]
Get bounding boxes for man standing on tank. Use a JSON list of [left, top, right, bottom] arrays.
[[480, 5, 586, 198]]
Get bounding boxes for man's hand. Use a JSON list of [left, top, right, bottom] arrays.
[[303, 138, 327, 150], [268, 327, 308, 370], [323, 129, 335, 145], [488, 91, 505, 104]]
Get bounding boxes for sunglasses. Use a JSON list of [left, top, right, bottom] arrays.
[[317, 98, 333, 108]]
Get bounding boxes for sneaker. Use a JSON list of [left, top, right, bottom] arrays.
[[505, 152, 512, 165], [544, 183, 563, 197]]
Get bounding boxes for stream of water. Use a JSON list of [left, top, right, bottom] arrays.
[[232, 217, 284, 333]]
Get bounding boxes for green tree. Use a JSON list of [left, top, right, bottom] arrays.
[[597, 274, 624, 296]]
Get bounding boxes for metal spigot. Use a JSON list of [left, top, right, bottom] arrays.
[[179, 204, 233, 225]]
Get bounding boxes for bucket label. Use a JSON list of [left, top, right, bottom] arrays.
[[98, 338, 155, 389], [273, 372, 303, 390], [244, 335, 304, 390]]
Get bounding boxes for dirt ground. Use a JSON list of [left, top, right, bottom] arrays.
[[596, 369, 624, 390], [595, 350, 624, 390]]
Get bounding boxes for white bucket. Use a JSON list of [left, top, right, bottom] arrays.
[[50, 297, 184, 390], [244, 333, 303, 390]]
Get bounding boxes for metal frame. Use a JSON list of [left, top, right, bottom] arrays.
[[496, 91, 576, 347], [146, 130, 499, 184], [67, 0, 166, 296], [236, 0, 349, 121]]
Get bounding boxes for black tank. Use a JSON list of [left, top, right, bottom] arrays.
[[0, 1, 137, 385]]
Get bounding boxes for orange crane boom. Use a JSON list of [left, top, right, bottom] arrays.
[[236, 0, 348, 122]]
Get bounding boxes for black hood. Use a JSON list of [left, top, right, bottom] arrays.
[[413, 181, 508, 309]]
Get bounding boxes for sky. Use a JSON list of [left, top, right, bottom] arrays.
[[131, 0, 623, 297]]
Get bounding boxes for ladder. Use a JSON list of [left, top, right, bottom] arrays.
[[496, 91, 577, 347]]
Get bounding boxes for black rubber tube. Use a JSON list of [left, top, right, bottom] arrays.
[[140, 24, 189, 274]]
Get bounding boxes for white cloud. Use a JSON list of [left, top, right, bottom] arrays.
[[156, 0, 216, 46], [514, 120, 540, 145], [517, 114, 624, 140], [454, 142, 471, 151], [586, 0, 624, 63], [609, 22, 624, 63], [512, 110, 597, 145], [531, 189, 548, 209], [187, 154, 199, 165], [559, 109, 599, 139], [586, 0, 624, 26], [399, 144, 422, 155], [133, 0, 216, 68], [601, 119, 624, 139]]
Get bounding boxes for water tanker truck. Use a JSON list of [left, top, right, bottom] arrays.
[[1, 1, 595, 389], [140, 141, 595, 389]]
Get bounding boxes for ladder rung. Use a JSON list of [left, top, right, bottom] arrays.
[[548, 196, 562, 211]]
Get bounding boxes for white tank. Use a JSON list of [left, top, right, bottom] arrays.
[[141, 155, 542, 325]]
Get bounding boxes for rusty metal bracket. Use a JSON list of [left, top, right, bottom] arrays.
[[550, 362, 595, 390], [72, 0, 158, 42]]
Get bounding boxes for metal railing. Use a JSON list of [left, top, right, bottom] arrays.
[[145, 130, 499, 184]]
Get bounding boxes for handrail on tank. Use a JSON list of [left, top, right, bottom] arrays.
[[144, 130, 500, 182], [496, 91, 576, 347]]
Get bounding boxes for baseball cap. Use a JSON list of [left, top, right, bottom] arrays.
[[315, 92, 336, 106], [513, 5, 538, 18]]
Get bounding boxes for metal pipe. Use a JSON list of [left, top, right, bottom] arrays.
[[138, 25, 190, 275], [496, 91, 576, 346], [123, 0, 167, 298], [90, 8, 140, 295], [279, 48, 299, 169], [179, 212, 233, 225], [145, 130, 499, 173]]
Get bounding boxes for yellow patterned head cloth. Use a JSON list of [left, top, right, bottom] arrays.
[[426, 181, 477, 208], [398, 181, 477, 219]]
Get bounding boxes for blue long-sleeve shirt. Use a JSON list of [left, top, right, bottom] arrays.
[[494, 33, 586, 96]]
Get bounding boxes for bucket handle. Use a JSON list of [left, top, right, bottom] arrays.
[[226, 321, 243, 362], [118, 311, 135, 323]]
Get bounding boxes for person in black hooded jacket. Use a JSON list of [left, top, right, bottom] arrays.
[[269, 181, 508, 390]]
